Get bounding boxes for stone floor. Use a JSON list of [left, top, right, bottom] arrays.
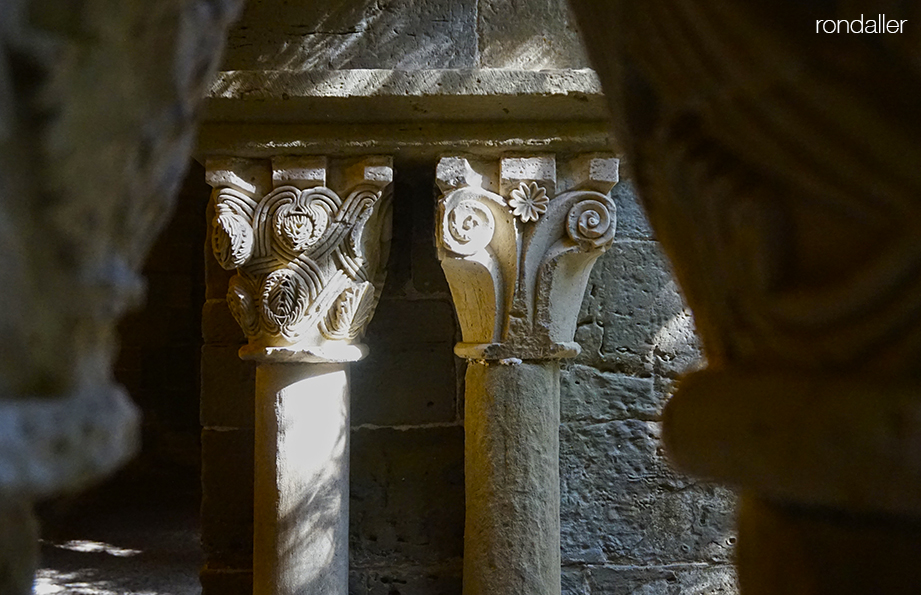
[[34, 460, 202, 595]]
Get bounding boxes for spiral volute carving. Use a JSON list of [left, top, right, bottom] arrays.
[[443, 199, 496, 256], [567, 198, 615, 249]]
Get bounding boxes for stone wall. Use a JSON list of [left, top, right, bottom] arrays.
[[559, 179, 737, 593], [220, 0, 589, 71]]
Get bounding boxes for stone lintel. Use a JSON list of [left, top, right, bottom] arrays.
[[205, 69, 606, 123], [196, 121, 617, 162]]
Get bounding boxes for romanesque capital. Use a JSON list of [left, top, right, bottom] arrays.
[[436, 154, 618, 360], [206, 156, 393, 363]]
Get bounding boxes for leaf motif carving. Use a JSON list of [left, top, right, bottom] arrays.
[[261, 269, 309, 339]]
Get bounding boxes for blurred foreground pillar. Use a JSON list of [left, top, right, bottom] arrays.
[[0, 1, 240, 593], [205, 156, 392, 595], [569, 1, 921, 592], [435, 154, 618, 595]]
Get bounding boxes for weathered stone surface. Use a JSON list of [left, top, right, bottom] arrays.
[[0, 0, 241, 510], [200, 567, 253, 595], [561, 364, 658, 422], [611, 179, 654, 240], [576, 241, 703, 378], [561, 566, 589, 595], [222, 0, 477, 71], [200, 428, 254, 568], [464, 361, 561, 595], [587, 564, 737, 595], [350, 426, 464, 568], [350, 565, 463, 595], [477, 0, 590, 69], [202, 299, 246, 345], [352, 299, 457, 426], [560, 421, 736, 566], [200, 344, 255, 428]]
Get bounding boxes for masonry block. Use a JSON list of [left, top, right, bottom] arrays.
[[477, 0, 589, 69], [222, 0, 478, 70], [352, 300, 457, 426], [587, 564, 737, 595], [611, 179, 655, 240], [576, 241, 702, 378], [202, 299, 246, 345], [201, 428, 254, 568], [349, 566, 462, 595], [350, 426, 464, 568], [560, 421, 736, 566], [200, 344, 255, 428], [561, 364, 658, 422]]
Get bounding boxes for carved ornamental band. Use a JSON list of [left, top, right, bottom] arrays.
[[206, 156, 393, 362], [436, 154, 618, 361]]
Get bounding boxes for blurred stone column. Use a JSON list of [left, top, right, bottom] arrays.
[[0, 1, 240, 593], [569, 1, 921, 593], [435, 154, 618, 595], [205, 156, 392, 595]]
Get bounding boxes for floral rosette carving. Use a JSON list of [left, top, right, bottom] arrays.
[[508, 182, 549, 223], [566, 197, 616, 249]]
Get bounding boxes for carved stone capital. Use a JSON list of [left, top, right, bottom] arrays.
[[206, 156, 393, 363], [436, 154, 618, 360]]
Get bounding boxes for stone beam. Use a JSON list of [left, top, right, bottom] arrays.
[[436, 153, 618, 595], [205, 155, 393, 595]]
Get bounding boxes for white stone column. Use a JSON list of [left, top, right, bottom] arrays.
[[254, 362, 350, 595], [205, 156, 393, 595], [435, 154, 619, 595]]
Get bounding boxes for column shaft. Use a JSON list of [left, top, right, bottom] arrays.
[[0, 500, 37, 595], [464, 360, 561, 595], [737, 493, 921, 594], [254, 363, 350, 595]]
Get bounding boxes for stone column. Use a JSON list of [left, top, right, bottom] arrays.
[[568, 1, 921, 593], [205, 156, 393, 595], [435, 154, 619, 595], [0, 1, 240, 593]]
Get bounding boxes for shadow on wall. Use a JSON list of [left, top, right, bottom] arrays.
[[218, 0, 589, 72], [221, 0, 477, 71]]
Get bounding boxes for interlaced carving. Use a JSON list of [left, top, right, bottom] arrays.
[[207, 158, 392, 352]]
